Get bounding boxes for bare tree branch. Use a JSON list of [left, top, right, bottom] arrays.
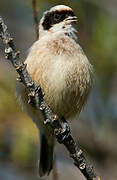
[[0, 17, 101, 180], [32, 0, 39, 40]]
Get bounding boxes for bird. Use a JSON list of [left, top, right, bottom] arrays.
[[16, 4, 93, 177]]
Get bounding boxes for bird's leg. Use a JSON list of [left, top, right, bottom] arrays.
[[61, 116, 70, 137], [55, 117, 70, 143]]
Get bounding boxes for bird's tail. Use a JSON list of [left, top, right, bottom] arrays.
[[39, 133, 54, 177]]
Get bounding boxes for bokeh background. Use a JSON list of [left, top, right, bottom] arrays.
[[0, 0, 117, 179]]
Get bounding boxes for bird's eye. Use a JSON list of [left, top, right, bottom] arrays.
[[54, 13, 61, 22]]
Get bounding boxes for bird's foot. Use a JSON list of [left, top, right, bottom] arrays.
[[55, 117, 70, 143]]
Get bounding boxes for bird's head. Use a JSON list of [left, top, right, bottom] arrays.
[[39, 5, 77, 38]]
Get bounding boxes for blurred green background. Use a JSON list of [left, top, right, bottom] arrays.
[[0, 0, 117, 179]]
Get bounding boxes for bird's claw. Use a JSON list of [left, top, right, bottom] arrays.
[[55, 117, 70, 143]]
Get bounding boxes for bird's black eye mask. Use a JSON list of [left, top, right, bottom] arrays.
[[42, 10, 75, 30]]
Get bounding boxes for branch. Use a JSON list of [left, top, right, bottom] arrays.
[[0, 17, 101, 180], [32, 0, 39, 40]]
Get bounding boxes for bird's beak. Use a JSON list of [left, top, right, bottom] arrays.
[[64, 16, 77, 24]]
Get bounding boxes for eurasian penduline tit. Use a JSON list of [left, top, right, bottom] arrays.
[[17, 5, 93, 177]]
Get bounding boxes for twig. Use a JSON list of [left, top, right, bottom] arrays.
[[52, 154, 58, 180], [32, 0, 39, 39], [0, 17, 101, 180], [32, 2, 59, 179]]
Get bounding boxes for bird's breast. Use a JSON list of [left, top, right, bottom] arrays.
[[25, 35, 93, 119]]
